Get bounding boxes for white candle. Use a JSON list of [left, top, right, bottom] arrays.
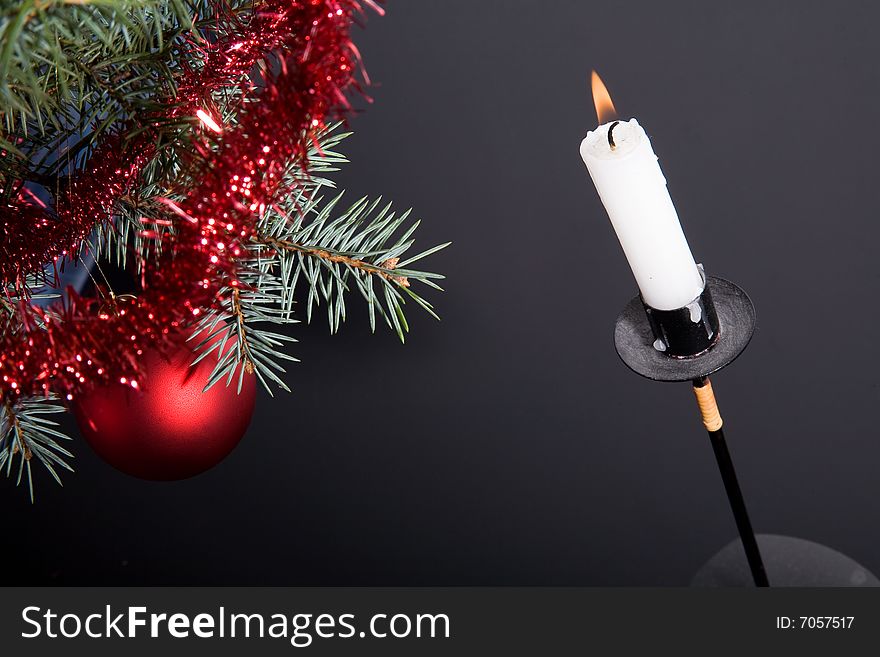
[[580, 85, 703, 310]]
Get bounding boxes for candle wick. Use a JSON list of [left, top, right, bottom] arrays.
[[607, 121, 620, 150]]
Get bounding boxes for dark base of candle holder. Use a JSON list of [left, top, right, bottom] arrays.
[[692, 535, 879, 587], [614, 276, 756, 382]]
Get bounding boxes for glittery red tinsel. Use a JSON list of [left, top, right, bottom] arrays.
[[0, 134, 154, 287], [0, 0, 373, 402]]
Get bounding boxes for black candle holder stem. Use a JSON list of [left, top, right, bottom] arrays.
[[692, 376, 769, 587]]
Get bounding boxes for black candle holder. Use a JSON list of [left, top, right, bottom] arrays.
[[612, 270, 880, 587], [614, 271, 755, 382], [613, 269, 768, 586]]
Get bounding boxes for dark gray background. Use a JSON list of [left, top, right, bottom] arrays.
[[4, 0, 879, 585]]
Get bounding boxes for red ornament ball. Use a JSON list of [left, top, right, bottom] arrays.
[[73, 332, 256, 480]]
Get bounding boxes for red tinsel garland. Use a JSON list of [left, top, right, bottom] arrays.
[[0, 0, 374, 402], [0, 135, 155, 288]]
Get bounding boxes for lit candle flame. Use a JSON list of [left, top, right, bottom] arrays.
[[591, 70, 617, 125]]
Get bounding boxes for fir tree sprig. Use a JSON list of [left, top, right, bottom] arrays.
[[0, 395, 74, 502], [259, 192, 448, 339], [0, 0, 195, 181], [190, 125, 449, 394]]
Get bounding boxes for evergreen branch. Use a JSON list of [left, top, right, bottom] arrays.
[[258, 191, 448, 341], [191, 259, 299, 395], [186, 180, 452, 396], [0, 395, 74, 501], [0, 0, 193, 179], [258, 236, 414, 288], [230, 287, 256, 375]]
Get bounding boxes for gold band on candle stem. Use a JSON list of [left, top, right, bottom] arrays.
[[693, 378, 723, 431]]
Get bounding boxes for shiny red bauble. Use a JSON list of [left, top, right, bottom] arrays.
[[73, 332, 256, 480]]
